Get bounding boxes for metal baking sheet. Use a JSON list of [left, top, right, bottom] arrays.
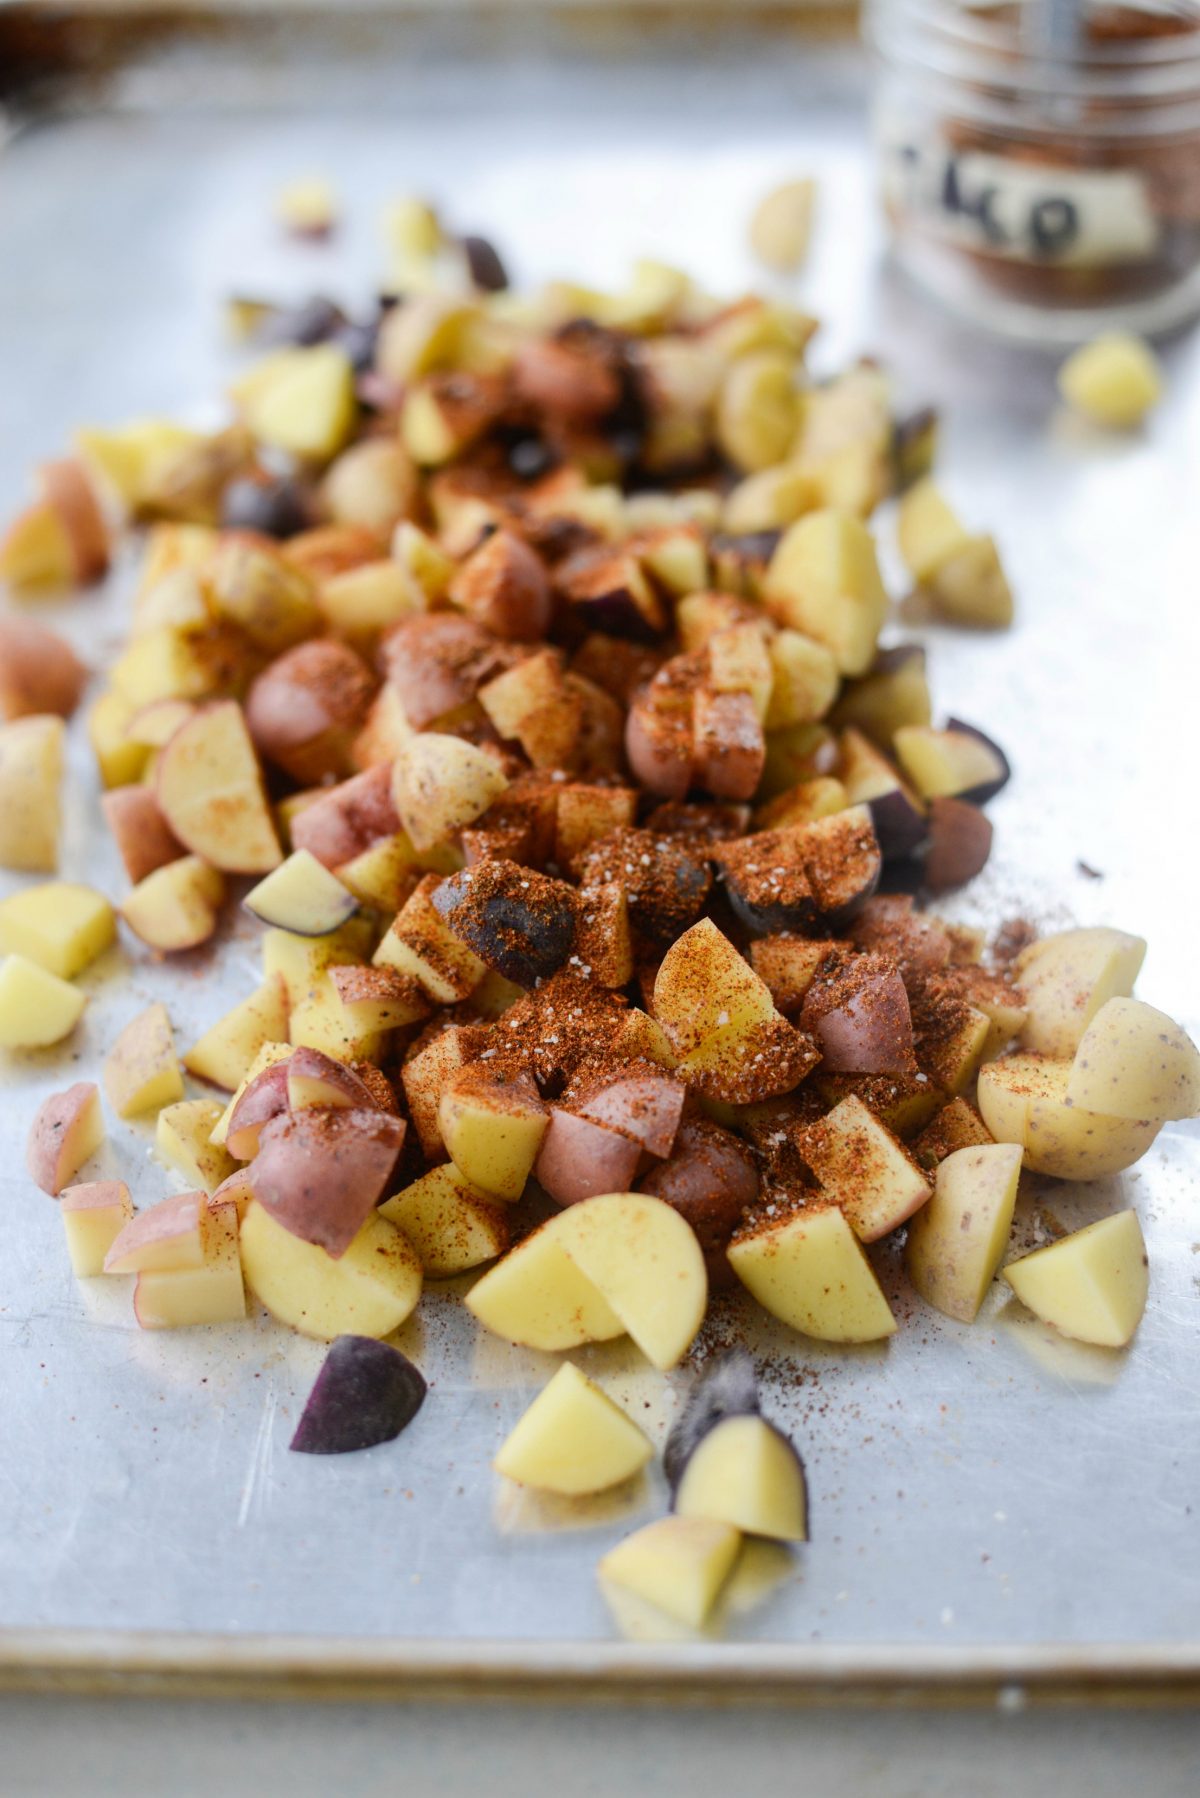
[[1, 9, 1198, 1694]]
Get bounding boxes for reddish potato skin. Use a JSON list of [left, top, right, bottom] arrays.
[[102, 786, 184, 884], [286, 1046, 380, 1111], [448, 530, 553, 641], [692, 689, 766, 802], [535, 1108, 642, 1207], [625, 692, 694, 799], [638, 1118, 759, 1287], [0, 616, 87, 721], [225, 1061, 293, 1160], [289, 763, 400, 869], [924, 798, 993, 894], [574, 1071, 686, 1160], [247, 639, 376, 785], [248, 1108, 405, 1257], [379, 614, 516, 730], [41, 458, 109, 583], [26, 1082, 100, 1196], [801, 965, 917, 1076]]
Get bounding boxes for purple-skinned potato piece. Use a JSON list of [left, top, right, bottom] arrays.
[[290, 1335, 427, 1455]]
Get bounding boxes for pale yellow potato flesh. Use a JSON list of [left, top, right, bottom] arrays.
[[799, 1094, 931, 1243], [896, 478, 970, 583], [60, 1181, 135, 1278], [243, 850, 359, 937], [1014, 926, 1146, 1059], [288, 974, 383, 1066], [1066, 998, 1200, 1122], [674, 1413, 808, 1542], [0, 714, 64, 873], [0, 882, 115, 980], [156, 701, 282, 875], [120, 855, 225, 953], [465, 1224, 624, 1352], [763, 509, 888, 676], [1058, 333, 1162, 429], [652, 918, 777, 1058], [103, 1002, 185, 1119], [763, 629, 839, 729], [134, 1205, 247, 1330], [391, 732, 508, 853], [380, 1164, 510, 1278], [892, 726, 1000, 800], [104, 1190, 212, 1275], [184, 974, 291, 1091], [728, 1203, 896, 1343], [598, 1516, 741, 1630], [373, 882, 486, 1005], [239, 1201, 422, 1341], [155, 1099, 237, 1193], [262, 918, 371, 1007], [977, 1053, 1161, 1180], [438, 1084, 549, 1202], [494, 1362, 653, 1496], [240, 344, 356, 461], [906, 1142, 1023, 1323], [1002, 1209, 1148, 1348], [0, 953, 86, 1047], [209, 1040, 293, 1147], [551, 1193, 708, 1372]]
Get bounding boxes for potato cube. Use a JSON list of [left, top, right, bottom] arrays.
[[374, 875, 487, 1005], [749, 177, 816, 273], [652, 918, 776, 1058], [262, 918, 370, 1007], [0, 882, 114, 980], [796, 1094, 931, 1242], [728, 1201, 896, 1342], [1058, 332, 1162, 428], [906, 1142, 1022, 1323], [438, 1065, 549, 1201], [1066, 997, 1200, 1122], [239, 1200, 422, 1341], [673, 1413, 808, 1542], [495, 1362, 653, 1496], [977, 1053, 1161, 1180], [928, 534, 1013, 629], [243, 850, 360, 939], [764, 510, 888, 677], [0, 499, 74, 592], [893, 725, 1006, 801], [239, 345, 356, 461], [380, 1163, 509, 1277], [1014, 926, 1146, 1059], [401, 1022, 487, 1160], [551, 1192, 708, 1371], [120, 855, 225, 954], [60, 1180, 135, 1278], [105, 1189, 213, 1274], [134, 1201, 246, 1330], [184, 975, 291, 1092], [328, 965, 430, 1036], [465, 1222, 624, 1352], [0, 953, 86, 1047], [288, 974, 384, 1066], [1002, 1209, 1148, 1348], [89, 689, 149, 789], [0, 714, 64, 872], [156, 1099, 237, 1192], [26, 1082, 105, 1195], [598, 1516, 741, 1630], [896, 478, 970, 583], [104, 1002, 184, 1118], [707, 624, 774, 723], [764, 630, 839, 729], [716, 351, 800, 473]]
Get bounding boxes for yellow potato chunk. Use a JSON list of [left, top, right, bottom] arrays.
[[797, 1094, 931, 1243], [0, 714, 64, 872], [716, 351, 801, 474], [673, 1413, 808, 1542], [380, 1163, 510, 1277], [1002, 1209, 1148, 1348], [276, 176, 337, 236], [906, 1142, 1022, 1323], [0, 882, 115, 979], [465, 1223, 624, 1352], [495, 1362, 653, 1496], [896, 478, 970, 584], [1058, 332, 1162, 429], [288, 974, 383, 1066], [764, 629, 839, 729], [438, 1073, 549, 1202], [391, 733, 508, 854], [928, 534, 1013, 629], [728, 1201, 896, 1343], [120, 855, 225, 954], [60, 1181, 135, 1278], [764, 510, 888, 676], [105, 1189, 213, 1274], [374, 876, 487, 1004], [0, 499, 73, 591], [598, 1516, 741, 1630], [1066, 997, 1200, 1122], [550, 1193, 708, 1372], [210, 1040, 293, 1147], [184, 974, 291, 1092], [239, 1200, 422, 1340], [244, 850, 360, 938], [240, 345, 356, 461], [892, 725, 1001, 799], [262, 917, 371, 1007], [977, 1053, 1161, 1180], [0, 953, 86, 1047], [156, 1099, 237, 1193], [104, 1001, 185, 1118], [653, 918, 776, 1058], [749, 177, 816, 273], [133, 1202, 246, 1330], [89, 689, 148, 789], [1014, 926, 1146, 1058]]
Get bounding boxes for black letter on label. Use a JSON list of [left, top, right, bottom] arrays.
[[976, 186, 1008, 246], [1031, 196, 1078, 257]]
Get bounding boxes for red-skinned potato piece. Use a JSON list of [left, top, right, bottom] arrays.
[[248, 1107, 405, 1257], [924, 798, 993, 894], [692, 687, 766, 802], [448, 529, 552, 641], [534, 1108, 643, 1207], [40, 458, 109, 584], [0, 616, 87, 721], [286, 1045, 379, 1112], [513, 333, 622, 425], [26, 1082, 104, 1196], [639, 1118, 759, 1286], [800, 954, 918, 1076], [626, 684, 695, 800], [102, 785, 185, 884], [225, 1060, 293, 1161], [379, 614, 515, 730], [573, 1069, 687, 1160], [290, 763, 400, 869], [246, 639, 376, 785]]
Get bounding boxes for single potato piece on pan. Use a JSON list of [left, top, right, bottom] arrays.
[[244, 850, 360, 937], [239, 1200, 422, 1341], [550, 1191, 708, 1371], [105, 1189, 214, 1274], [0, 882, 114, 980], [494, 1362, 653, 1496], [247, 1106, 404, 1257], [1014, 926, 1146, 1059], [0, 953, 87, 1047], [1002, 1209, 1148, 1348], [391, 732, 508, 853], [905, 1142, 1023, 1323], [977, 1053, 1161, 1180], [60, 1180, 135, 1277], [104, 1001, 184, 1118], [102, 785, 185, 884], [0, 616, 87, 722], [156, 701, 282, 874], [728, 1200, 896, 1343], [120, 854, 225, 954], [0, 714, 65, 873], [598, 1515, 741, 1630], [1065, 998, 1200, 1122], [380, 1164, 510, 1278], [465, 1222, 624, 1352], [438, 1064, 549, 1201], [26, 1082, 105, 1196], [673, 1412, 808, 1543], [794, 1095, 930, 1243]]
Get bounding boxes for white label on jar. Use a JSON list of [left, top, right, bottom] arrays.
[[880, 127, 1159, 268]]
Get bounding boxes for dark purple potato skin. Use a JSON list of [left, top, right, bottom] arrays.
[[924, 797, 993, 893], [944, 717, 1012, 805], [462, 234, 510, 294], [265, 296, 347, 348], [335, 317, 383, 374], [663, 1350, 761, 1492], [290, 1336, 427, 1455], [570, 586, 661, 644], [872, 643, 926, 677], [723, 882, 821, 939], [866, 786, 929, 863], [431, 868, 577, 988], [220, 476, 312, 540]]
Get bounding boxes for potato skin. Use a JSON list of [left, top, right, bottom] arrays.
[[0, 616, 87, 721], [639, 1118, 759, 1286], [246, 638, 376, 784]]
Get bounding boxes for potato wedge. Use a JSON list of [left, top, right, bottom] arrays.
[[906, 1142, 1022, 1323], [239, 1200, 422, 1341], [1002, 1209, 1148, 1348]]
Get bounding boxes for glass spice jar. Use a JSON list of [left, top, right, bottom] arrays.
[[865, 1, 1200, 340]]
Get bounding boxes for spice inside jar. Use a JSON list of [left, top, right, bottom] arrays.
[[866, 0, 1200, 340]]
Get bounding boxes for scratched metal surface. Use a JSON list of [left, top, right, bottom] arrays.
[[0, 19, 1197, 1659]]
